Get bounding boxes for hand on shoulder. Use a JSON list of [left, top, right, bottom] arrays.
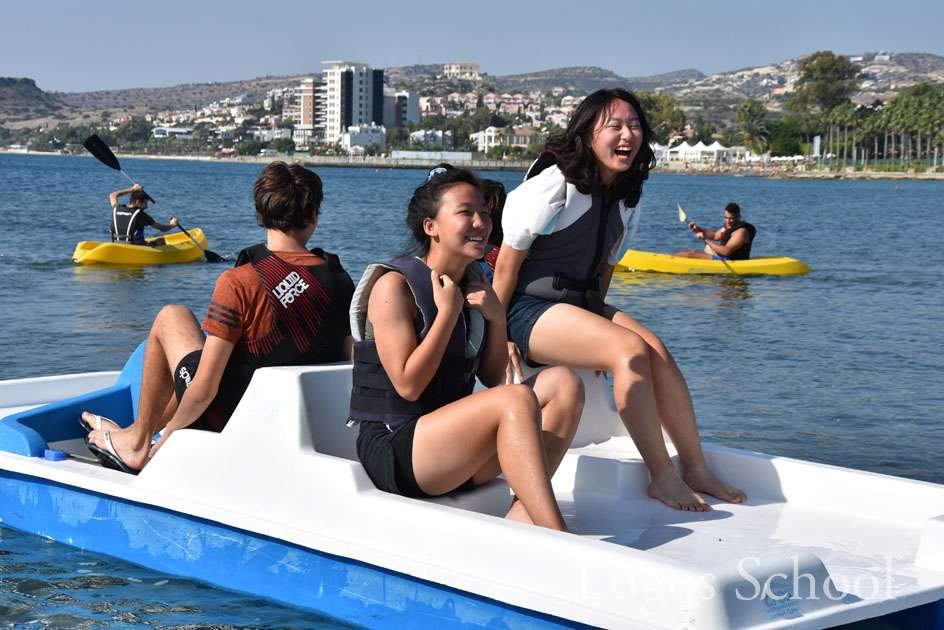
[[430, 270, 463, 323], [464, 272, 504, 323]]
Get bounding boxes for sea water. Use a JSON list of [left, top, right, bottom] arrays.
[[0, 153, 942, 627]]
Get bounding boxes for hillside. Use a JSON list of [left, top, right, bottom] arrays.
[[383, 64, 445, 84], [0, 78, 75, 123], [666, 51, 944, 103], [493, 66, 705, 94], [494, 66, 628, 93], [52, 74, 317, 112]]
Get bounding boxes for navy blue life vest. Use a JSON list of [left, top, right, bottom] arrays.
[[720, 221, 756, 260], [347, 256, 486, 430], [513, 152, 624, 315], [211, 244, 354, 423]]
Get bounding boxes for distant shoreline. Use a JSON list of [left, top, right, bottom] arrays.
[[3, 149, 942, 180]]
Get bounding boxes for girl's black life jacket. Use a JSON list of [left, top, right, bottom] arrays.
[[347, 256, 486, 430]]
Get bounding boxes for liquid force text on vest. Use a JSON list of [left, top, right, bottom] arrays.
[[274, 271, 310, 308]]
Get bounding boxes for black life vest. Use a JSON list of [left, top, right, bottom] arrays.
[[347, 256, 486, 430], [513, 152, 625, 315], [720, 221, 756, 260], [111, 204, 147, 243], [211, 244, 354, 423]]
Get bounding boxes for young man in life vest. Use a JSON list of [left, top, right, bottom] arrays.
[[81, 162, 355, 473], [675, 202, 756, 261], [110, 184, 178, 246]]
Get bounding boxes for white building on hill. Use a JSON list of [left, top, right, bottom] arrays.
[[443, 62, 481, 80]]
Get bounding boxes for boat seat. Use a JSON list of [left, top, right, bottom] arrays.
[[286, 364, 516, 515], [0, 340, 146, 457], [290, 363, 359, 461]]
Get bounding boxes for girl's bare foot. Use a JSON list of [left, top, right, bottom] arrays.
[[684, 465, 747, 504], [648, 471, 710, 511]]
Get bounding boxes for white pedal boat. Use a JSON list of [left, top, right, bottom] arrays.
[[1, 342, 943, 629]]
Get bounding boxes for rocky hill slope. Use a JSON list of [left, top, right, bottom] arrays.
[[0, 78, 76, 123], [51, 74, 315, 112]]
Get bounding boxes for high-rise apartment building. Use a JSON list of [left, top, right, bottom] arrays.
[[320, 61, 385, 144], [293, 77, 323, 147], [383, 87, 420, 130]]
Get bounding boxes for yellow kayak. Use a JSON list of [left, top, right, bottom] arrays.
[[616, 249, 811, 275], [72, 229, 209, 265]]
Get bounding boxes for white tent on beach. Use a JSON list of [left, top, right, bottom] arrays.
[[650, 142, 670, 163], [667, 140, 743, 164]]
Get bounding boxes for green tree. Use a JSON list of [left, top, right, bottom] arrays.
[[386, 126, 410, 149], [736, 99, 767, 128], [737, 99, 769, 154], [768, 115, 804, 156], [114, 119, 153, 145], [786, 51, 864, 114], [236, 139, 265, 155], [720, 127, 741, 147], [692, 117, 716, 144], [636, 92, 685, 145], [271, 137, 295, 153]]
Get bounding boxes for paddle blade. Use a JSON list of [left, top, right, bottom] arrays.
[[204, 249, 225, 263], [677, 203, 688, 223], [84, 135, 121, 170]]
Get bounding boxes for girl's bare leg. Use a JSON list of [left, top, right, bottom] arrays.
[[528, 303, 743, 510], [411, 385, 568, 531], [503, 366, 585, 525], [608, 310, 746, 504]]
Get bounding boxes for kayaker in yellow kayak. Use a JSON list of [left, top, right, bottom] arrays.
[[110, 184, 178, 246], [675, 202, 755, 260]]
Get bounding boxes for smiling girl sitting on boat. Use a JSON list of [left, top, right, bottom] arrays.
[[492, 89, 746, 511], [347, 168, 583, 531]]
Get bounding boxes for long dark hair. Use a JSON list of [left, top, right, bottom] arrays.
[[547, 88, 656, 207], [405, 168, 481, 255], [480, 178, 506, 247]]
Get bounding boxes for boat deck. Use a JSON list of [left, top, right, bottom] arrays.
[[2, 364, 943, 629]]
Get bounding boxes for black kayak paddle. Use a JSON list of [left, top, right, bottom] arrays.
[[83, 134, 225, 263]]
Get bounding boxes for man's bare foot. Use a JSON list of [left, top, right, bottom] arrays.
[[648, 471, 710, 511], [684, 465, 747, 504], [80, 411, 121, 433], [86, 426, 149, 471]]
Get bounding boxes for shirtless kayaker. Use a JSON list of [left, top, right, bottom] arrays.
[[675, 202, 756, 260]]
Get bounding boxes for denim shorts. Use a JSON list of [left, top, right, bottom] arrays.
[[506, 293, 558, 367]]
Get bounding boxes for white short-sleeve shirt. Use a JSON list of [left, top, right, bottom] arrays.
[[501, 164, 641, 266]]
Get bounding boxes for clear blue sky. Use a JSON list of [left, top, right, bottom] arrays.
[[5, 0, 943, 93]]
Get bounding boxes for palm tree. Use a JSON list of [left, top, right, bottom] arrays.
[[833, 102, 857, 168], [741, 118, 770, 156], [737, 99, 770, 157]]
